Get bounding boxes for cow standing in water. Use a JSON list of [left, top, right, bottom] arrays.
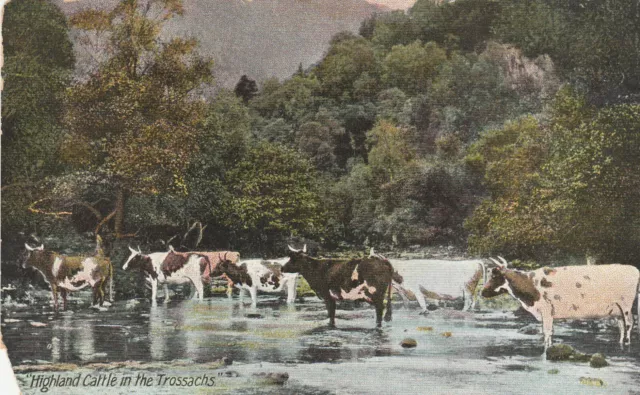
[[122, 247, 208, 305], [282, 246, 394, 328], [388, 258, 486, 313], [212, 256, 298, 307], [23, 242, 113, 311], [482, 257, 640, 349]]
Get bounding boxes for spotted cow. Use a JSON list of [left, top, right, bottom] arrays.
[[211, 256, 297, 307], [282, 246, 394, 328], [23, 243, 113, 311], [122, 247, 208, 305], [482, 257, 640, 348]]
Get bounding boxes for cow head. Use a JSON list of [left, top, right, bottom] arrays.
[[23, 243, 45, 269], [123, 246, 146, 270], [210, 253, 232, 277], [481, 266, 509, 298], [283, 244, 309, 273]]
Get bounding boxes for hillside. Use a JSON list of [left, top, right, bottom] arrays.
[[54, 0, 388, 87]]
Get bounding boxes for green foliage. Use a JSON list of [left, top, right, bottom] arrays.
[[410, 0, 501, 51], [493, 0, 640, 101], [370, 11, 418, 52], [1, 0, 74, 185], [467, 88, 640, 263], [315, 34, 380, 101], [222, 142, 326, 251], [64, 0, 213, 196], [382, 40, 447, 95]]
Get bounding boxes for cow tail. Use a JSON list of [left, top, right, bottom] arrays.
[[637, 283, 640, 337], [383, 275, 393, 322], [109, 260, 114, 302]]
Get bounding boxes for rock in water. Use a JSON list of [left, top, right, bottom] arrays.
[[590, 353, 608, 368], [400, 338, 417, 348], [253, 372, 289, 385], [517, 324, 539, 335], [546, 344, 590, 362]]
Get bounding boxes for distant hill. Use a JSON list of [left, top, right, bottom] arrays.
[[54, 0, 388, 88]]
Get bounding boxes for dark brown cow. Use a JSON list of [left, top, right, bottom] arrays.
[[282, 246, 394, 328]]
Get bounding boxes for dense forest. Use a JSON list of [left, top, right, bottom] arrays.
[[3, 0, 640, 296]]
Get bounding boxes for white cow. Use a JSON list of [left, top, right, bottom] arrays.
[[482, 257, 640, 348], [122, 247, 207, 305], [388, 257, 486, 313], [212, 257, 298, 308]]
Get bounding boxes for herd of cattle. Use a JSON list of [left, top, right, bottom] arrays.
[[20, 239, 640, 350]]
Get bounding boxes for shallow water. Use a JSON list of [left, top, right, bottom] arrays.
[[3, 294, 640, 394]]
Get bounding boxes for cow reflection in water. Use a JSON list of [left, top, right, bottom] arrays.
[[49, 314, 95, 363]]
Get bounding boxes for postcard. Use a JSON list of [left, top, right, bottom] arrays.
[[2, 0, 639, 393]]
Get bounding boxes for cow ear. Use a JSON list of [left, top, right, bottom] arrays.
[[37, 244, 44, 251]]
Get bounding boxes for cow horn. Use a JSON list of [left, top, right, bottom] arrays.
[[25, 243, 34, 251], [498, 256, 508, 267], [129, 245, 136, 253], [168, 245, 175, 252], [288, 245, 299, 253], [303, 244, 307, 253], [137, 245, 142, 253], [489, 257, 504, 268]]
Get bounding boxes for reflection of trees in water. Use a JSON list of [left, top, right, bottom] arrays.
[[148, 305, 188, 361]]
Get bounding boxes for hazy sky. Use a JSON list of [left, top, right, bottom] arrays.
[[366, 0, 416, 9]]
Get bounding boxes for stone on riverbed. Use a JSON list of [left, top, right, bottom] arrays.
[[400, 338, 417, 348], [517, 324, 539, 335], [589, 353, 608, 368], [545, 344, 590, 362], [253, 372, 289, 385]]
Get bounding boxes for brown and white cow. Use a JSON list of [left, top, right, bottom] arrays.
[[482, 257, 640, 348], [212, 256, 298, 307], [122, 247, 208, 305], [167, 245, 240, 294], [282, 245, 394, 328], [23, 243, 113, 311]]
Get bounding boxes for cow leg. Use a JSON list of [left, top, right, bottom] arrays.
[[617, 317, 626, 347], [248, 286, 258, 308], [286, 278, 297, 304], [191, 278, 204, 302], [96, 279, 106, 306], [151, 281, 158, 306], [542, 316, 554, 350], [51, 285, 59, 312], [326, 299, 337, 328], [375, 300, 384, 328], [624, 311, 633, 346], [163, 283, 170, 303], [60, 289, 68, 311], [393, 285, 410, 309], [415, 290, 429, 315]]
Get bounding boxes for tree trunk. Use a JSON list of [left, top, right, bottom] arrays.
[[115, 187, 126, 238]]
